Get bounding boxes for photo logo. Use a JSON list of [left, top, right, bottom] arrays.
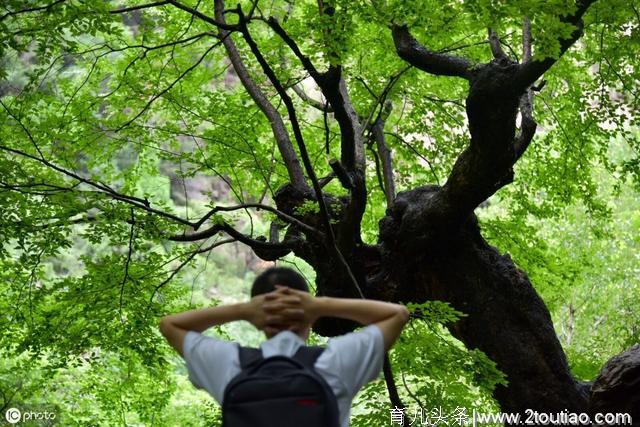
[[5, 408, 21, 424]]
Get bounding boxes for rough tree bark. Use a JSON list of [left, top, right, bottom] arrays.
[[229, 0, 638, 419], [6, 0, 637, 422]]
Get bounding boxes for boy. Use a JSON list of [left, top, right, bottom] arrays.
[[159, 267, 409, 426]]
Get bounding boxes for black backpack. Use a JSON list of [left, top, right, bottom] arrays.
[[222, 345, 340, 427]]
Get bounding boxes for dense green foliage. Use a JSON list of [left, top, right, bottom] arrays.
[[0, 0, 638, 425]]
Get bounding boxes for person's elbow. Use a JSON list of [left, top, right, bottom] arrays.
[[377, 304, 410, 351], [158, 316, 187, 356], [158, 316, 173, 338], [392, 304, 410, 335], [396, 305, 410, 325]]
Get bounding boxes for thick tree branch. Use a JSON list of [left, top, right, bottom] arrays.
[[329, 159, 353, 190], [391, 25, 473, 79], [214, 0, 310, 193], [237, 10, 364, 297], [430, 1, 597, 222], [515, 17, 537, 162], [372, 113, 396, 207], [265, 16, 367, 251], [514, 115, 537, 162], [522, 17, 532, 63], [169, 221, 299, 263], [318, 172, 336, 188], [221, 224, 297, 252], [327, 70, 366, 172], [488, 28, 509, 60], [368, 145, 387, 198], [237, 22, 331, 227], [267, 18, 364, 171], [263, 18, 321, 78], [513, 0, 598, 91]]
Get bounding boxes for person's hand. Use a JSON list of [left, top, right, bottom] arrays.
[[244, 289, 307, 335], [243, 293, 270, 331], [262, 287, 307, 335], [264, 286, 320, 326]]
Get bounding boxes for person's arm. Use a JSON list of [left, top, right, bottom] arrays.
[[159, 303, 252, 357], [314, 297, 409, 351], [267, 287, 410, 351], [159, 290, 297, 356]]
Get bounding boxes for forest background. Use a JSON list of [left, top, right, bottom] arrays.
[[0, 0, 638, 425]]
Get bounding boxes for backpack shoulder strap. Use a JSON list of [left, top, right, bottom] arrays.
[[238, 346, 263, 369], [292, 345, 324, 369], [293, 345, 340, 427]]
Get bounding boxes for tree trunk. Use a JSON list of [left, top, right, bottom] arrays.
[[375, 185, 589, 414], [589, 345, 640, 424], [276, 184, 588, 415], [255, 0, 637, 417]]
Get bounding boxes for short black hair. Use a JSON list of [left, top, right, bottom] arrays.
[[251, 267, 309, 297]]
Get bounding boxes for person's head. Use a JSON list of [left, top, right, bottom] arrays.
[[251, 266, 309, 297], [251, 267, 310, 340]]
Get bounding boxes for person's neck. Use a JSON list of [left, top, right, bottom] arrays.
[[266, 329, 309, 342]]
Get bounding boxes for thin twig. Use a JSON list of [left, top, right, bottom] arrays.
[[119, 209, 136, 323], [0, 0, 65, 22], [110, 1, 169, 14]]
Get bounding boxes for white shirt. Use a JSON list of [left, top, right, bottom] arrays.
[[183, 324, 384, 427]]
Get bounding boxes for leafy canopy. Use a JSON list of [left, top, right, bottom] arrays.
[[0, 0, 638, 424]]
